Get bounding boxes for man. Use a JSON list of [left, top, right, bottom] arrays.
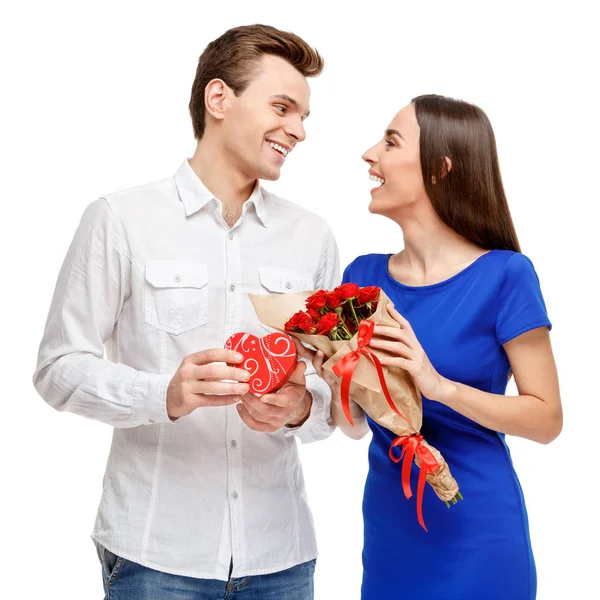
[[33, 24, 339, 599]]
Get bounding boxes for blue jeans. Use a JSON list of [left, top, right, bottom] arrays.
[[100, 547, 315, 600]]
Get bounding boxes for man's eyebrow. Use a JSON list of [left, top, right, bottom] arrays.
[[270, 94, 310, 118], [385, 129, 406, 141]]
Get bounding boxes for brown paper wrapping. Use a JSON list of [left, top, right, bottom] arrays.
[[249, 290, 459, 502]]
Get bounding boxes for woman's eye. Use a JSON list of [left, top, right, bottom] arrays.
[[385, 140, 395, 148]]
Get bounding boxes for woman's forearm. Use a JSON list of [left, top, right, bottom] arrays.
[[331, 395, 370, 440], [438, 379, 562, 444]]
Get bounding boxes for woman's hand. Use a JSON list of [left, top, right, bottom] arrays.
[[292, 337, 369, 439], [370, 303, 452, 403], [292, 338, 325, 376]]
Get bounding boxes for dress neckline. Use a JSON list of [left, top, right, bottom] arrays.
[[385, 250, 497, 293]]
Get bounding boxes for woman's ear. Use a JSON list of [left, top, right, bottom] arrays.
[[441, 156, 453, 177], [432, 157, 452, 185]]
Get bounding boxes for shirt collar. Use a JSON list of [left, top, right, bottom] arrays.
[[174, 159, 269, 227]]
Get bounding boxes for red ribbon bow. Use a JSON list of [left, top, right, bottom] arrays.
[[332, 320, 406, 426], [389, 435, 440, 531], [331, 318, 440, 531]]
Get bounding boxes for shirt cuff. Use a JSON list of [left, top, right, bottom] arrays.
[[283, 372, 335, 443], [131, 372, 173, 426]]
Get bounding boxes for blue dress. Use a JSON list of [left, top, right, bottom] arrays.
[[342, 250, 551, 600]]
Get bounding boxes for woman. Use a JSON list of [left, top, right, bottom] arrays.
[[301, 95, 562, 599]]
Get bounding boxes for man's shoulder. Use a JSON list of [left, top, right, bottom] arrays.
[[101, 173, 177, 216]]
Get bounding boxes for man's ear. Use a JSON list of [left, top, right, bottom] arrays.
[[204, 79, 230, 122]]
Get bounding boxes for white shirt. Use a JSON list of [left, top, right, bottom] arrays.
[[33, 159, 340, 580]]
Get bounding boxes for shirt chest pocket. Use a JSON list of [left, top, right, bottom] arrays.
[[258, 267, 314, 294], [144, 260, 209, 335], [257, 267, 314, 333]]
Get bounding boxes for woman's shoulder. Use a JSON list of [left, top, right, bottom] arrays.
[[344, 253, 390, 273], [347, 252, 390, 266], [343, 253, 390, 284], [488, 249, 539, 281]]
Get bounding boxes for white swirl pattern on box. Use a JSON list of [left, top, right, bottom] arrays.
[[225, 332, 296, 395]]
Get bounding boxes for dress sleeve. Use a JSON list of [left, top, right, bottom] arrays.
[[341, 258, 358, 285], [495, 253, 552, 345]]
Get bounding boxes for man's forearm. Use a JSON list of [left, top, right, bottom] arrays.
[[285, 391, 313, 428]]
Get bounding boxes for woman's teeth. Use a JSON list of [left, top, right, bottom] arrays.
[[267, 142, 289, 157], [369, 174, 385, 185]]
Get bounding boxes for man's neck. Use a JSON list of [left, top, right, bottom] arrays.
[[189, 138, 257, 207]]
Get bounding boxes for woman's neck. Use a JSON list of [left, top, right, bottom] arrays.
[[388, 202, 487, 285]]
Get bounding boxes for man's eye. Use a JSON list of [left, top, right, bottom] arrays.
[[275, 105, 287, 114]]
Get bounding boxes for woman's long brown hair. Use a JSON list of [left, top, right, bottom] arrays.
[[412, 94, 521, 253]]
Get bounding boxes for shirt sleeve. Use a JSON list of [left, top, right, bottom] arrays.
[[495, 253, 552, 345], [32, 198, 173, 428], [283, 224, 341, 443], [314, 224, 341, 291]]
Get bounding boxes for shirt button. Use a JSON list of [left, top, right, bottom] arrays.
[[229, 284, 236, 292], [228, 232, 234, 240], [232, 492, 239, 500], [285, 281, 292, 289], [174, 275, 181, 283], [213, 201, 218, 209], [231, 440, 237, 447]]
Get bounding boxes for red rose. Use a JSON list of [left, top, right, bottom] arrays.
[[307, 308, 320, 321], [335, 283, 360, 300], [358, 286, 380, 305], [306, 290, 328, 310], [315, 312, 339, 335], [326, 291, 343, 309], [285, 311, 315, 334]]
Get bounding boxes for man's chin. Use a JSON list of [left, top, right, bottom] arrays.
[[259, 167, 282, 182]]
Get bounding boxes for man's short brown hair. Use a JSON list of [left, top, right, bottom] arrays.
[[189, 24, 324, 140]]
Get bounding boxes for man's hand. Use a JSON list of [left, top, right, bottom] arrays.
[[236, 361, 313, 432], [167, 349, 250, 420]]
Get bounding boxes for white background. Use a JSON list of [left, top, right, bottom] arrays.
[[2, 1, 598, 598]]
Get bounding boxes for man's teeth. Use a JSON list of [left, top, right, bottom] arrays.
[[369, 174, 385, 185], [267, 142, 289, 157]]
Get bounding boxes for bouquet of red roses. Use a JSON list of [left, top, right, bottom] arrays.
[[284, 284, 380, 340], [250, 284, 461, 531]]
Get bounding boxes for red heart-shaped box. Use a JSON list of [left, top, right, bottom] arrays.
[[225, 332, 298, 396]]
